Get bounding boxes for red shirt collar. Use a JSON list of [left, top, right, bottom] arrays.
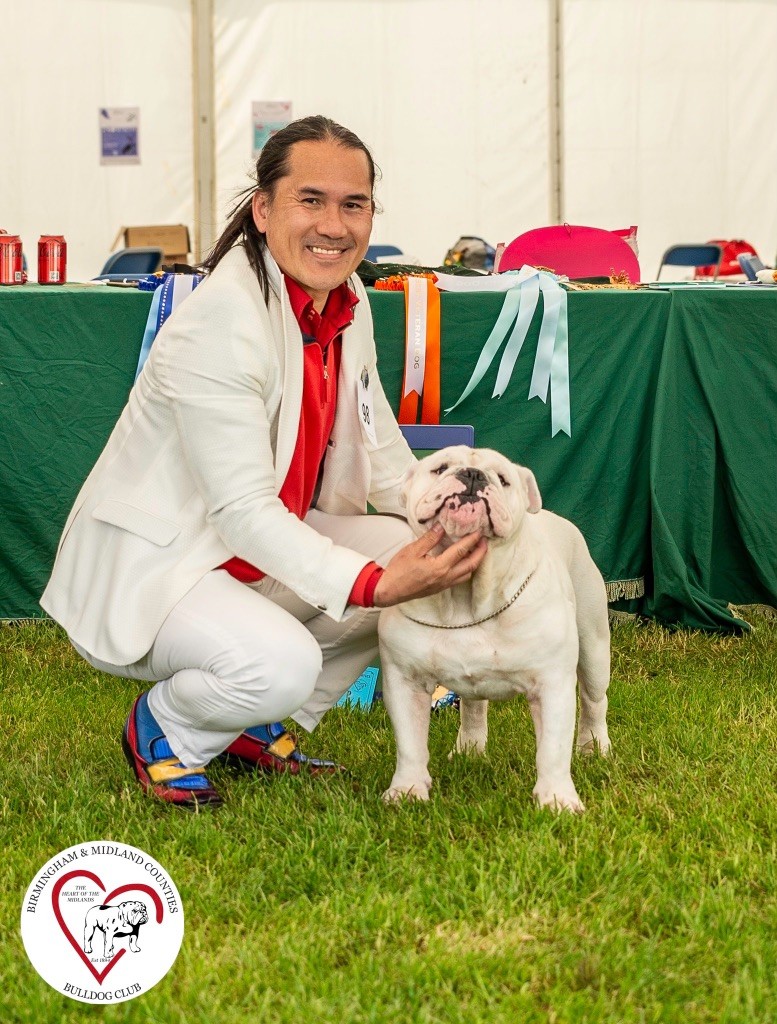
[[284, 275, 359, 342]]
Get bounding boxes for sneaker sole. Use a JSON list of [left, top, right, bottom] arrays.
[[220, 749, 347, 776]]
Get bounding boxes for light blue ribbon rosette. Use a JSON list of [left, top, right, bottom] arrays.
[[135, 273, 203, 380], [445, 270, 571, 437]]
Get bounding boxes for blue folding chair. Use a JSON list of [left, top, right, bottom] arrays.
[[655, 243, 722, 281], [94, 247, 163, 281], [366, 244, 404, 263], [398, 423, 475, 449]]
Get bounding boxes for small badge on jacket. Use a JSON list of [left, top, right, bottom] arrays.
[[358, 365, 377, 445]]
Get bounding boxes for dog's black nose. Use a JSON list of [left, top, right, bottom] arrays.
[[455, 467, 488, 496]]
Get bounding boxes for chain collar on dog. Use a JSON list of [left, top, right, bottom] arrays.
[[399, 569, 537, 629]]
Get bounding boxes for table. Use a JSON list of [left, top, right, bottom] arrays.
[[2, 285, 151, 622], [646, 287, 777, 629], [2, 282, 775, 632]]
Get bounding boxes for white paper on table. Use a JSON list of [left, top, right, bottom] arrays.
[[435, 265, 545, 292]]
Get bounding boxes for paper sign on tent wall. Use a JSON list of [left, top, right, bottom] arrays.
[[99, 107, 140, 165], [252, 101, 292, 158]]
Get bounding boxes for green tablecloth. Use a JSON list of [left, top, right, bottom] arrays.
[[1, 285, 151, 621], [2, 281, 775, 631], [645, 287, 777, 630]]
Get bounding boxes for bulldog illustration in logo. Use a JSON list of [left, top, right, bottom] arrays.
[[83, 900, 149, 957]]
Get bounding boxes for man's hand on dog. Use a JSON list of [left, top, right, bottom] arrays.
[[373, 523, 488, 607]]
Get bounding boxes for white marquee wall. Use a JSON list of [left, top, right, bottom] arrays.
[[214, 0, 551, 268], [2, 0, 194, 283], [2, 0, 776, 282], [563, 0, 777, 276]]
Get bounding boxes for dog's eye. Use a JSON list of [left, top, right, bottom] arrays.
[[432, 463, 449, 475], [498, 474, 510, 487]]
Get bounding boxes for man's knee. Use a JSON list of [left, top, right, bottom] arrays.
[[209, 621, 323, 723], [273, 629, 323, 709]]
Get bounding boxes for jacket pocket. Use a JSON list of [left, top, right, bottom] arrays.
[[91, 499, 180, 547]]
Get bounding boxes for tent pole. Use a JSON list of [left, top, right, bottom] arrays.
[[548, 0, 564, 223], [192, 0, 216, 262]]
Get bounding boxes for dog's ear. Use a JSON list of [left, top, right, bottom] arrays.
[[518, 467, 542, 513]]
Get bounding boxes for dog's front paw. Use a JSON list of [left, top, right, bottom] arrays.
[[382, 778, 432, 803], [533, 781, 585, 814]]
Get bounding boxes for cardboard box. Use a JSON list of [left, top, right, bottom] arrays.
[[111, 224, 191, 265]]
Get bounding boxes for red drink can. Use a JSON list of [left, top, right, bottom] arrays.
[[38, 235, 67, 285], [0, 234, 24, 285]]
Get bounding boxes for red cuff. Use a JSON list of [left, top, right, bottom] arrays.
[[348, 562, 385, 607]]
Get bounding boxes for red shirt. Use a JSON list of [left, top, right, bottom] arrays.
[[220, 276, 383, 607]]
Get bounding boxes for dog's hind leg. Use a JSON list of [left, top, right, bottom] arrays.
[[567, 549, 611, 756], [576, 656, 610, 756], [451, 698, 488, 757], [575, 604, 611, 756]]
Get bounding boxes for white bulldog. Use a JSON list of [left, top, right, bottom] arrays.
[[378, 446, 611, 813], [83, 900, 149, 956]]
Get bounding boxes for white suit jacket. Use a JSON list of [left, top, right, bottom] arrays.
[[40, 246, 415, 665]]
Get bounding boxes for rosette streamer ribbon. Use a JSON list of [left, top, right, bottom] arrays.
[[445, 270, 571, 437], [398, 275, 441, 424], [135, 273, 203, 380]]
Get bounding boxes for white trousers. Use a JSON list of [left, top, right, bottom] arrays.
[[73, 510, 412, 767]]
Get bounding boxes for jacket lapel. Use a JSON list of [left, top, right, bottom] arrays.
[[263, 254, 304, 491]]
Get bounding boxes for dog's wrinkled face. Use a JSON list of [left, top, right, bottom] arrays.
[[401, 446, 542, 541], [124, 901, 148, 927]]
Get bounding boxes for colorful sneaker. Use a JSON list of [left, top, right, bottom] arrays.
[[222, 721, 346, 776], [431, 685, 460, 712], [121, 692, 222, 808]]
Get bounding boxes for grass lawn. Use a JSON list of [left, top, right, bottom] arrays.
[[2, 616, 776, 1024]]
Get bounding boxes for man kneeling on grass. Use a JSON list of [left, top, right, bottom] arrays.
[[41, 115, 486, 809]]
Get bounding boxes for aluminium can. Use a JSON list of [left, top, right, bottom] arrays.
[[38, 235, 67, 285], [0, 234, 24, 285]]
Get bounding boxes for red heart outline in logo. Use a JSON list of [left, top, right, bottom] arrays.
[[52, 870, 164, 985]]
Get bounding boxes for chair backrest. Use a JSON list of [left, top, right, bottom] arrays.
[[98, 247, 163, 277], [737, 252, 766, 281], [399, 424, 475, 449], [656, 244, 722, 281], [499, 224, 641, 282], [366, 244, 404, 263]]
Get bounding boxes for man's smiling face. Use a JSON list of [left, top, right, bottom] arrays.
[[252, 138, 374, 312]]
